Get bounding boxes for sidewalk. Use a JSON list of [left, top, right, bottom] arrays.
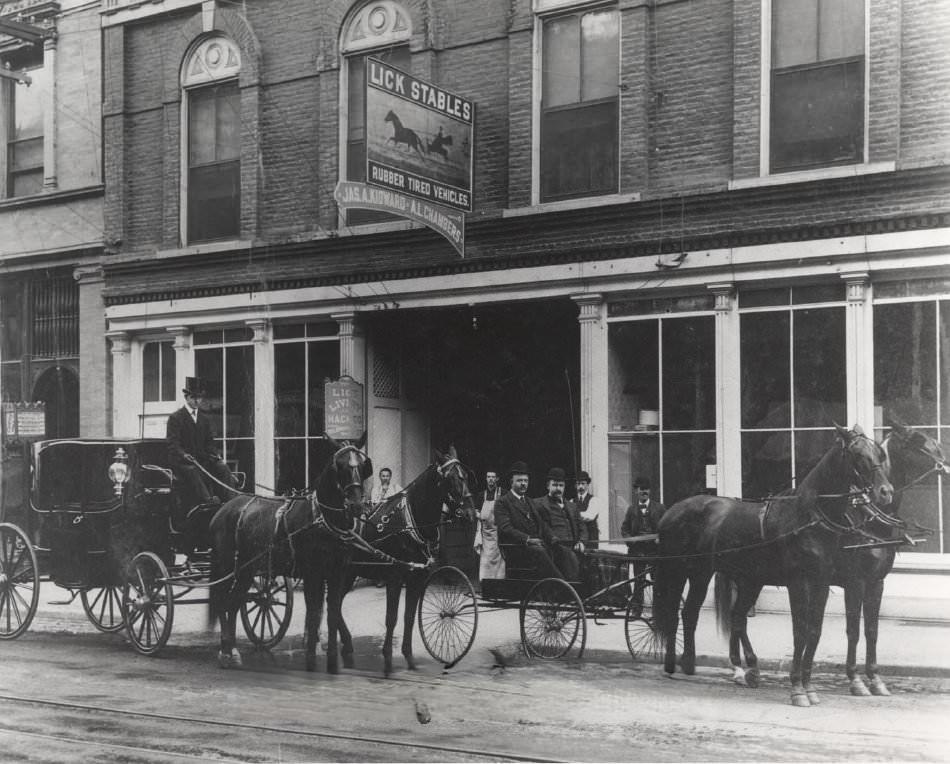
[[24, 580, 950, 678]]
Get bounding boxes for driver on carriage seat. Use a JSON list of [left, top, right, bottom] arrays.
[[166, 377, 237, 517], [493, 461, 563, 579]]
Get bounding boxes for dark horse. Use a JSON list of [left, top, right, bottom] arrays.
[[384, 110, 425, 158], [655, 424, 893, 706], [426, 129, 453, 160], [326, 447, 474, 676], [209, 439, 372, 672], [715, 423, 947, 695]]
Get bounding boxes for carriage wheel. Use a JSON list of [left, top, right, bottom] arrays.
[[82, 586, 126, 633], [0, 523, 39, 640], [241, 574, 294, 648], [520, 578, 586, 660], [624, 595, 684, 662], [123, 552, 174, 655], [417, 566, 478, 667]]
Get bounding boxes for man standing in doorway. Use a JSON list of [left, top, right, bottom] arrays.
[[370, 466, 402, 505], [166, 377, 236, 508], [473, 469, 506, 580], [494, 462, 561, 579], [621, 476, 666, 616], [574, 470, 603, 550]]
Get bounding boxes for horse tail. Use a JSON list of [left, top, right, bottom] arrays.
[[714, 572, 734, 638]]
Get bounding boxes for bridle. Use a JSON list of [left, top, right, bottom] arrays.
[[309, 444, 370, 528], [437, 457, 473, 520]]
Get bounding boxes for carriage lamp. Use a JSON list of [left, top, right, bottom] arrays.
[[108, 447, 131, 496]]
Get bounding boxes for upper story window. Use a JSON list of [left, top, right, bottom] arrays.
[[539, 7, 619, 203], [340, 1, 411, 227], [181, 36, 242, 244], [770, 0, 865, 173], [3, 43, 46, 198]]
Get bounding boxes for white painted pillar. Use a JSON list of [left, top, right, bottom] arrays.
[[572, 293, 608, 538], [42, 36, 57, 190], [709, 283, 741, 497], [167, 326, 193, 396], [106, 331, 132, 436], [332, 311, 366, 385], [842, 273, 874, 433], [247, 318, 274, 495]]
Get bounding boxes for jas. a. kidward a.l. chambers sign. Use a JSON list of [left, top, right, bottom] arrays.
[[365, 58, 474, 213]]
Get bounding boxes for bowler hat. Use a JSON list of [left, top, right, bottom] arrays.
[[633, 476, 652, 490], [576, 470, 592, 483], [546, 467, 566, 482], [183, 377, 206, 396], [509, 461, 530, 476]]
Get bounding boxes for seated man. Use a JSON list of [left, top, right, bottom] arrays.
[[534, 467, 586, 581], [166, 376, 236, 513], [493, 461, 562, 579]]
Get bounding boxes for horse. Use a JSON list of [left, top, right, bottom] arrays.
[[320, 447, 475, 676], [209, 438, 372, 673], [384, 110, 425, 158], [654, 424, 893, 707], [715, 423, 947, 695], [426, 129, 452, 160]]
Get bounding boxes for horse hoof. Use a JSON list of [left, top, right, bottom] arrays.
[[869, 678, 891, 697], [217, 650, 234, 669], [229, 648, 243, 668], [850, 678, 872, 697], [731, 667, 746, 686], [343, 654, 355, 669], [806, 691, 820, 705], [745, 668, 760, 689], [790, 693, 811, 707], [306, 656, 317, 672], [680, 656, 696, 675]]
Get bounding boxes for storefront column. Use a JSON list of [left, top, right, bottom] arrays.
[[106, 331, 132, 437], [709, 283, 741, 497], [167, 326, 193, 395], [74, 266, 106, 437], [332, 311, 366, 386], [247, 318, 274, 495], [842, 273, 874, 430], [572, 294, 608, 534]]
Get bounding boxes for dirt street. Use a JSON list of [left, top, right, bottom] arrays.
[[2, 622, 949, 762]]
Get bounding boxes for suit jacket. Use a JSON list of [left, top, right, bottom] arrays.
[[166, 406, 220, 467], [494, 490, 553, 546], [621, 500, 666, 538], [534, 495, 587, 545]]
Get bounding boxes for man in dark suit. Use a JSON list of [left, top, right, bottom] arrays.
[[166, 377, 236, 509], [534, 467, 586, 581], [621, 476, 666, 615], [493, 461, 561, 579]]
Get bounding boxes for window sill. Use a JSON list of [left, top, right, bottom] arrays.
[[155, 239, 252, 259], [0, 184, 104, 211], [728, 162, 896, 190], [502, 192, 641, 218]]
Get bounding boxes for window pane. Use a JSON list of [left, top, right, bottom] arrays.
[[581, 10, 618, 102], [276, 439, 306, 495], [794, 428, 835, 485], [942, 302, 950, 424], [308, 341, 340, 436], [792, 283, 845, 304], [541, 100, 617, 201], [275, 343, 306, 436], [742, 430, 790, 498], [773, 0, 818, 68], [309, 438, 339, 490], [11, 170, 43, 198], [143, 343, 160, 401], [771, 59, 864, 172], [195, 348, 224, 436], [13, 64, 47, 139], [543, 15, 581, 107], [225, 438, 255, 493], [10, 137, 43, 172], [741, 312, 790, 428], [793, 307, 846, 427], [608, 321, 658, 432], [348, 57, 366, 142], [160, 342, 176, 400], [874, 302, 937, 425], [819, 0, 864, 60], [217, 87, 241, 160], [1, 283, 23, 358], [189, 91, 217, 165], [188, 161, 240, 242], [662, 316, 716, 431], [225, 345, 255, 437], [663, 432, 716, 506]]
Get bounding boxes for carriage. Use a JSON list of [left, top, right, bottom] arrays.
[[0, 438, 294, 655], [414, 540, 670, 668]]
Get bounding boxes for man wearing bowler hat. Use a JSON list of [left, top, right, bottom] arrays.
[[535, 467, 586, 581], [166, 376, 236, 511], [621, 476, 666, 616], [493, 461, 562, 579]]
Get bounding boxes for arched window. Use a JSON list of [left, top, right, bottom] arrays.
[[181, 35, 242, 244], [340, 1, 411, 226]]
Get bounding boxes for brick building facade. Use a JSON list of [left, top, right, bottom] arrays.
[[95, 0, 949, 585]]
